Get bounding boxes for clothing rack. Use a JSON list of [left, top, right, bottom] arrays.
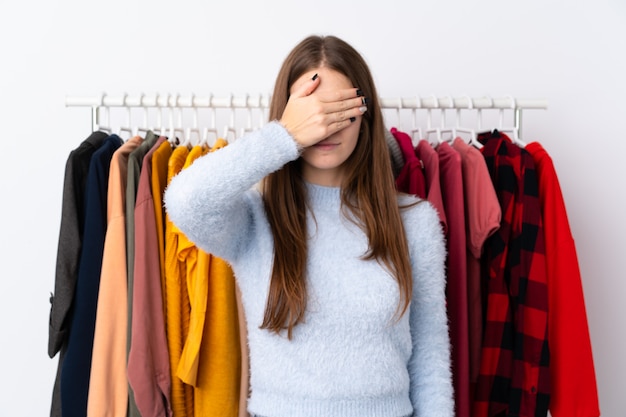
[[65, 93, 548, 139]]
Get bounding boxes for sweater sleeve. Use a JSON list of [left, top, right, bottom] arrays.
[[164, 121, 299, 263], [406, 201, 454, 417]]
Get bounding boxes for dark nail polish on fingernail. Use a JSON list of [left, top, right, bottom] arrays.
[[312, 73, 318, 81], [356, 89, 363, 97], [349, 117, 356, 123], [361, 97, 370, 105]]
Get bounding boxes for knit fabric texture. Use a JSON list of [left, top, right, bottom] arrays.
[[165, 121, 453, 417]]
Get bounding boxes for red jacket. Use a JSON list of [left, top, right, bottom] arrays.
[[526, 142, 600, 417]]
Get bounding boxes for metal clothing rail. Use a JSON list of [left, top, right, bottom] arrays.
[[65, 93, 548, 109], [65, 93, 548, 138]]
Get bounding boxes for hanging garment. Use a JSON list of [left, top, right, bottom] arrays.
[[49, 131, 108, 417], [415, 140, 447, 230], [172, 145, 210, 387], [175, 144, 211, 414], [151, 140, 174, 316], [60, 134, 123, 417], [437, 141, 470, 417], [48, 131, 108, 357], [88, 136, 143, 417], [126, 131, 160, 417], [164, 144, 194, 417], [190, 254, 242, 416], [150, 139, 180, 412], [235, 283, 251, 417], [525, 142, 600, 417], [451, 137, 501, 392], [391, 127, 425, 197], [126, 131, 160, 324], [127, 136, 173, 417], [474, 131, 550, 417], [178, 140, 242, 417], [384, 128, 405, 178]]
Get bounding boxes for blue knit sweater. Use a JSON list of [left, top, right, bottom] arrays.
[[165, 121, 453, 417]]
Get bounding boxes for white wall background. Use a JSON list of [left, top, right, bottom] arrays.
[[0, 1, 624, 416]]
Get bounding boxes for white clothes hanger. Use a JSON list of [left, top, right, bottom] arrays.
[[438, 95, 457, 142], [409, 96, 423, 144], [239, 95, 256, 138], [473, 97, 497, 149], [117, 94, 133, 140], [183, 128, 201, 147], [95, 93, 112, 134], [201, 98, 219, 147], [452, 95, 480, 148], [151, 93, 168, 138], [223, 125, 237, 142], [424, 95, 443, 145], [168, 94, 187, 145], [497, 96, 526, 147], [132, 93, 149, 137], [180, 95, 201, 147], [394, 96, 403, 130], [132, 95, 151, 138], [201, 128, 219, 147], [223, 93, 237, 142], [170, 127, 185, 146]]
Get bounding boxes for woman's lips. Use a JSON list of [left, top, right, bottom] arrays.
[[313, 140, 339, 150]]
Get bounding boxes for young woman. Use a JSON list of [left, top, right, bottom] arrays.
[[165, 35, 453, 417]]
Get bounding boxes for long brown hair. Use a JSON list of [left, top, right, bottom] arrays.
[[261, 35, 413, 339]]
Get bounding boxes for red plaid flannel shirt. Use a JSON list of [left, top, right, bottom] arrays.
[[473, 131, 550, 417]]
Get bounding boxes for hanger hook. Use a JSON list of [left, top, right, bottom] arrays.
[[456, 94, 473, 130], [442, 95, 453, 129], [507, 94, 518, 130], [241, 93, 253, 137], [154, 93, 162, 132], [410, 95, 422, 141], [479, 96, 493, 132], [507, 95, 516, 109], [429, 94, 439, 109], [498, 96, 508, 130], [228, 92, 235, 133], [176, 93, 183, 129], [425, 94, 442, 143], [505, 95, 522, 143], [191, 93, 198, 128], [97, 92, 110, 131], [123, 92, 130, 129], [396, 96, 403, 129], [254, 93, 263, 129], [185, 93, 197, 145], [164, 93, 173, 139], [201, 93, 215, 145], [426, 94, 438, 130], [465, 95, 474, 110], [168, 93, 175, 140], [138, 93, 147, 136]]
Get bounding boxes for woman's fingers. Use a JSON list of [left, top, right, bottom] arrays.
[[325, 95, 368, 115], [317, 87, 362, 103], [280, 81, 368, 148], [331, 104, 367, 123], [325, 92, 368, 128], [291, 73, 321, 98], [326, 104, 367, 131], [317, 88, 368, 118]]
